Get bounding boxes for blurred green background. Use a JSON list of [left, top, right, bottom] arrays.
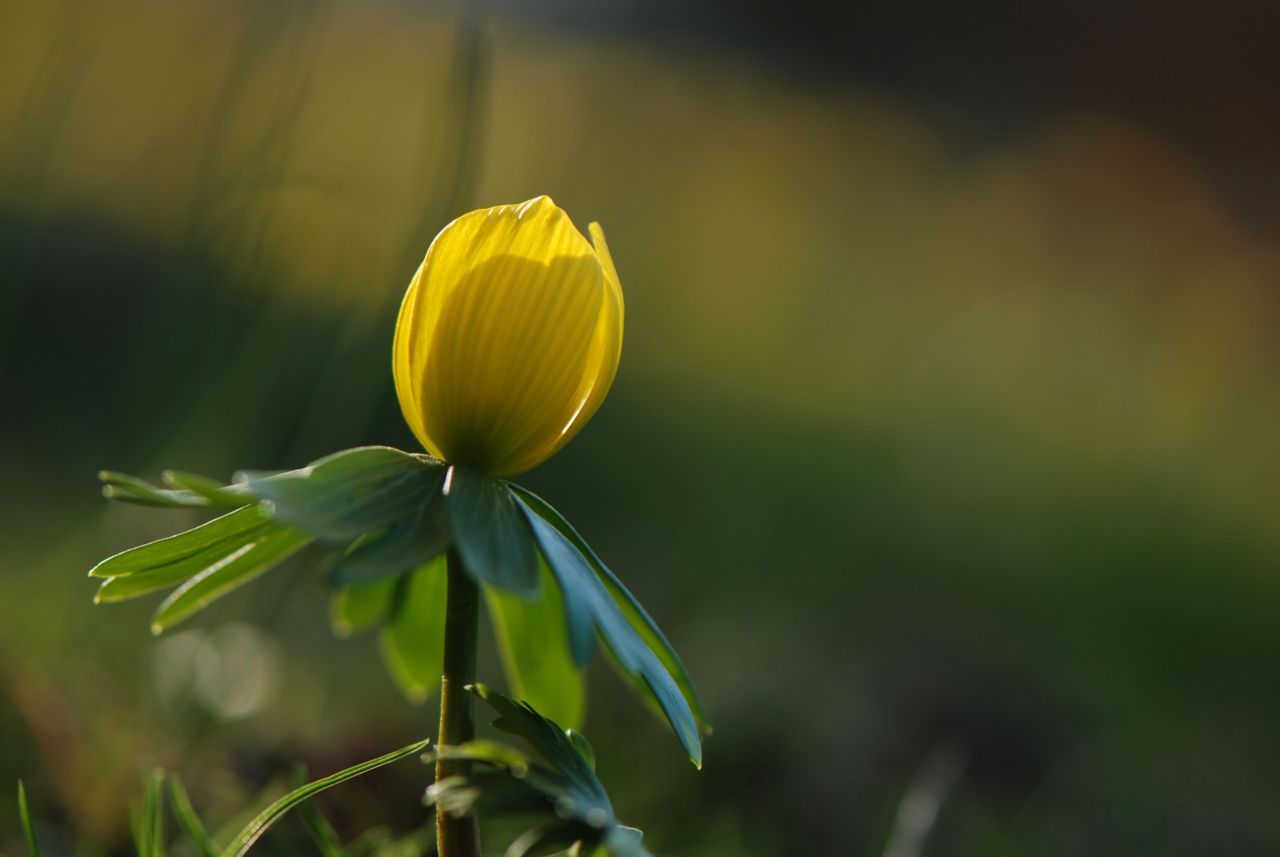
[[3, 1, 1280, 854]]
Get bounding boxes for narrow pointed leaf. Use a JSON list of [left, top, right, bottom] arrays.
[[151, 527, 312, 633], [168, 777, 218, 857], [445, 466, 538, 597], [90, 505, 270, 579], [469, 684, 605, 810], [134, 769, 166, 857], [297, 796, 349, 857], [435, 688, 657, 857], [604, 635, 702, 768], [18, 780, 40, 857], [516, 509, 641, 676], [95, 520, 277, 603], [100, 471, 211, 508], [162, 471, 255, 508], [377, 557, 448, 703], [512, 486, 709, 731], [515, 500, 702, 766], [217, 738, 431, 857], [486, 564, 586, 729]]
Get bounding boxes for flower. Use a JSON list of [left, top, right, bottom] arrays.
[[392, 196, 624, 477]]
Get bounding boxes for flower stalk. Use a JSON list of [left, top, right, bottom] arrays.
[[436, 548, 481, 857]]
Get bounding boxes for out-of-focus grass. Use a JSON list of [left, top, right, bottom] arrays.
[[2, 1, 1279, 855]]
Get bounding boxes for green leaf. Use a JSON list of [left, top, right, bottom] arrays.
[[445, 466, 539, 597], [100, 471, 212, 508], [217, 738, 431, 857], [134, 769, 166, 857], [168, 777, 218, 857], [485, 563, 586, 729], [292, 771, 350, 857], [512, 487, 709, 730], [243, 447, 442, 543], [513, 495, 702, 767], [162, 471, 255, 508], [95, 521, 279, 603], [90, 505, 271, 579], [565, 730, 595, 772], [328, 481, 450, 586], [434, 739, 532, 770], [427, 687, 655, 857], [298, 803, 348, 857], [150, 527, 312, 633], [330, 578, 398, 638], [487, 494, 596, 670], [17, 780, 40, 857], [469, 684, 606, 815], [602, 827, 650, 857], [377, 557, 448, 703]]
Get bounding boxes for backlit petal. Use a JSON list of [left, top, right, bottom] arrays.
[[499, 222, 624, 474], [392, 196, 621, 475]]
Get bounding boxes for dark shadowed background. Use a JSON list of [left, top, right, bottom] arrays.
[[3, 1, 1279, 854]]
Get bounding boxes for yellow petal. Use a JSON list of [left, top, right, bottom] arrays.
[[392, 196, 622, 476], [499, 222, 625, 474], [392, 258, 432, 450]]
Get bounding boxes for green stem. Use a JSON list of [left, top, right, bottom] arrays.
[[436, 549, 481, 857]]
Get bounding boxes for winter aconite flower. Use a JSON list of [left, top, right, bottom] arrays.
[[392, 196, 624, 477], [90, 194, 707, 783]]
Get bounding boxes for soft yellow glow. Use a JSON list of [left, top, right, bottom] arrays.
[[393, 196, 623, 476]]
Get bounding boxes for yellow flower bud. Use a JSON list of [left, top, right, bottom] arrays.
[[392, 196, 624, 477]]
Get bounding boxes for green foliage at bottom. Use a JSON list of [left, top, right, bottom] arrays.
[[426, 684, 653, 857], [13, 738, 430, 857]]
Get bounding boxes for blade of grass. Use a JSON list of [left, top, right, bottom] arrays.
[[135, 769, 166, 857], [218, 738, 430, 857], [17, 780, 40, 857], [169, 776, 219, 857], [296, 793, 349, 857]]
